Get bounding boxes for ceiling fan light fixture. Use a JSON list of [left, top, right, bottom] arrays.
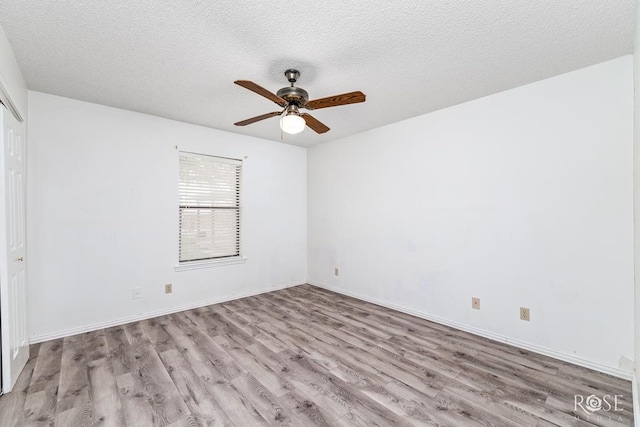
[[234, 69, 364, 135], [280, 106, 306, 134]]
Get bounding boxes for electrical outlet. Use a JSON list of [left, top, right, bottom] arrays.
[[165, 284, 172, 294], [520, 307, 530, 321], [334, 267, 339, 276], [132, 287, 142, 300], [472, 297, 480, 310]]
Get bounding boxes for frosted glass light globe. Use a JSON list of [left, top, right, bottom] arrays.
[[280, 114, 306, 134]]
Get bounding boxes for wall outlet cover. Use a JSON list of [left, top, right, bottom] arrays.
[[520, 307, 530, 321], [472, 297, 480, 309]]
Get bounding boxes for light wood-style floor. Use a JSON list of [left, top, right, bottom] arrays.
[[0, 284, 633, 426]]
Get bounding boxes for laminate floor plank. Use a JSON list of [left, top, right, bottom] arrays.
[[443, 382, 543, 426], [121, 321, 191, 425], [384, 379, 494, 426], [218, 302, 266, 328], [239, 321, 293, 355], [230, 371, 306, 426], [24, 339, 64, 425], [537, 419, 564, 427], [283, 349, 407, 427], [129, 344, 190, 425], [287, 327, 398, 385], [54, 334, 97, 427], [209, 303, 252, 328], [212, 333, 295, 398], [0, 284, 632, 426], [160, 314, 231, 384], [216, 304, 295, 354], [282, 294, 394, 342], [208, 378, 271, 426], [435, 386, 524, 427], [0, 344, 38, 426], [55, 402, 95, 427], [354, 382, 439, 426], [104, 326, 135, 377], [288, 291, 446, 345], [321, 328, 449, 398], [254, 293, 346, 330], [26, 339, 63, 394], [87, 357, 126, 427], [56, 334, 91, 414], [254, 321, 316, 357], [158, 348, 235, 427], [282, 328, 385, 386], [172, 312, 244, 381], [265, 353, 352, 420], [115, 371, 158, 426], [187, 306, 255, 348], [140, 315, 178, 354], [84, 329, 110, 363], [341, 326, 462, 380], [278, 390, 335, 426]]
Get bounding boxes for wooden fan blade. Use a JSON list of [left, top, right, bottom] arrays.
[[234, 80, 287, 106], [306, 91, 366, 110], [302, 113, 330, 134], [234, 111, 281, 126]]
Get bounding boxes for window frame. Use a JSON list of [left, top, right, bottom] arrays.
[[175, 151, 246, 271]]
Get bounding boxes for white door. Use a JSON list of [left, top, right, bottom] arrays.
[[0, 106, 28, 393]]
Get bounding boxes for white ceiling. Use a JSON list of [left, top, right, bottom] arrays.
[[0, 1, 635, 146]]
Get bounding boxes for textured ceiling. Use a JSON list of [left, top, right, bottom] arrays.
[[0, 1, 635, 146]]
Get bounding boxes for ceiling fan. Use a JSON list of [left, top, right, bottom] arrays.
[[234, 69, 366, 135]]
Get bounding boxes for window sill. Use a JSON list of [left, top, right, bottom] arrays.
[[174, 256, 247, 272]]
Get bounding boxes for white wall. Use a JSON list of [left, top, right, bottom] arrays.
[[0, 24, 26, 117], [308, 56, 634, 374], [27, 91, 307, 341]]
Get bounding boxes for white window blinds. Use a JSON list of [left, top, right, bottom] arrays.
[[179, 152, 241, 262]]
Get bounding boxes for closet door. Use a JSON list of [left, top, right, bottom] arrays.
[[0, 106, 28, 393]]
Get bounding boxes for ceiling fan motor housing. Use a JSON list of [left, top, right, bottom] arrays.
[[276, 86, 309, 107]]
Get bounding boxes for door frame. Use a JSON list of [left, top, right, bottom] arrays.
[[0, 72, 23, 123]]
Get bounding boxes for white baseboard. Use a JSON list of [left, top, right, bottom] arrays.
[[29, 282, 303, 344], [309, 282, 633, 381]]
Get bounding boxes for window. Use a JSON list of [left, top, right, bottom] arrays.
[[178, 152, 241, 263]]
